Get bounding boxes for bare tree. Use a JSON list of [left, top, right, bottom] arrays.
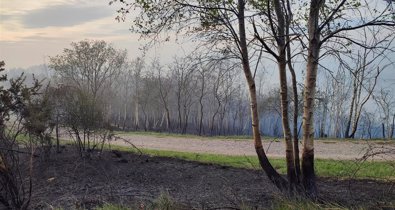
[[156, 60, 173, 131], [342, 29, 394, 138], [295, 0, 394, 196], [112, 0, 288, 190], [375, 88, 395, 139], [49, 40, 127, 154]]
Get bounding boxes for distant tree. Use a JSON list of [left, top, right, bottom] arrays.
[[49, 40, 126, 100], [49, 40, 127, 154], [375, 88, 395, 139]]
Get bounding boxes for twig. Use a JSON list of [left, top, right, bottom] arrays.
[[0, 147, 39, 157]]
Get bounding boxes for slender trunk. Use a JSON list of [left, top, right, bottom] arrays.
[[199, 100, 204, 135], [122, 102, 127, 130], [199, 75, 205, 135], [320, 99, 328, 138], [345, 84, 357, 138], [238, 0, 288, 191], [272, 0, 296, 188], [287, 33, 301, 183], [301, 0, 323, 198], [278, 58, 296, 187], [134, 98, 139, 129], [382, 123, 386, 139], [177, 96, 182, 131], [165, 107, 171, 131], [391, 114, 395, 139], [56, 115, 60, 153]]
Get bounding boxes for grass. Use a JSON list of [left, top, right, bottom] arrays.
[[115, 130, 256, 141], [92, 193, 395, 210], [106, 144, 395, 180], [95, 191, 180, 210], [270, 197, 348, 210]]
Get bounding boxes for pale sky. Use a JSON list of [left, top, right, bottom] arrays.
[[0, 0, 393, 93], [0, 0, 186, 69]]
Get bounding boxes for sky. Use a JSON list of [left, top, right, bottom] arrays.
[[0, 0, 185, 69], [0, 0, 394, 94]]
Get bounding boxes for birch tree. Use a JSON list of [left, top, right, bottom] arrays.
[[111, 0, 288, 190]]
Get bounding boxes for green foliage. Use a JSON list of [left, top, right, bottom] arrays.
[[0, 61, 50, 210], [0, 64, 42, 128]]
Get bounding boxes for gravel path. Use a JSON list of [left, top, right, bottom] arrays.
[[113, 134, 395, 160]]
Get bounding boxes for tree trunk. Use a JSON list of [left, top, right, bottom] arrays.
[[272, 0, 297, 188], [391, 114, 395, 139], [287, 34, 301, 183], [134, 98, 139, 129], [301, 0, 323, 198], [278, 59, 297, 188], [56, 114, 60, 153], [198, 75, 205, 135], [345, 83, 357, 138], [238, 0, 288, 191], [122, 102, 127, 130]]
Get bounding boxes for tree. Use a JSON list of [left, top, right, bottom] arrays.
[[111, 0, 395, 197], [112, 0, 288, 190], [341, 28, 394, 139], [0, 61, 50, 209], [50, 40, 126, 100], [49, 40, 127, 154], [155, 60, 173, 131], [252, 0, 300, 188], [297, 0, 394, 196], [375, 88, 395, 139]]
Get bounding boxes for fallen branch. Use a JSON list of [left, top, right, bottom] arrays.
[[112, 135, 143, 156], [0, 147, 39, 157]]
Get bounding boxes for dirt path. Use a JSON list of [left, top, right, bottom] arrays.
[[113, 134, 395, 160]]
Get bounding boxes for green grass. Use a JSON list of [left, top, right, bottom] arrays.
[[115, 130, 255, 141], [106, 144, 395, 180]]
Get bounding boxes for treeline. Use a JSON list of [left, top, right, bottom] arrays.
[[47, 40, 394, 139]]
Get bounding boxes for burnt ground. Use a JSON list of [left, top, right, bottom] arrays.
[[22, 146, 395, 209]]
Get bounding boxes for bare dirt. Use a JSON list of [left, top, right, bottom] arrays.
[[29, 147, 395, 210], [113, 134, 395, 160]]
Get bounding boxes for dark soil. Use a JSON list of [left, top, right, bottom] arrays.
[[25, 146, 395, 209]]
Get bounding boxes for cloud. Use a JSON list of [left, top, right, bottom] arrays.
[[0, 14, 12, 21], [21, 4, 113, 28]]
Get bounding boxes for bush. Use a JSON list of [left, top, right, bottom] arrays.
[[0, 61, 52, 209]]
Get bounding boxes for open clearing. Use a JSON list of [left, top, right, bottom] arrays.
[[113, 133, 395, 160]]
